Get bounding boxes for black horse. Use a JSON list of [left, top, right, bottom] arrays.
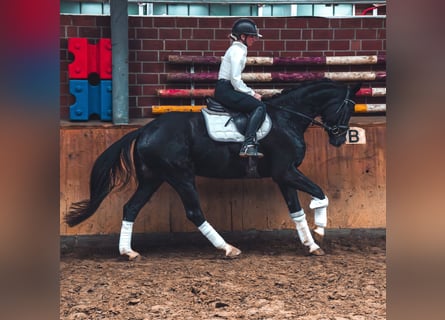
[[66, 78, 360, 259]]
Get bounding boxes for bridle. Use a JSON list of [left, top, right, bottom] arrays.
[[268, 86, 355, 137]]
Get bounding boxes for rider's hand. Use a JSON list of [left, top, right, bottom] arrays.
[[253, 93, 262, 101]]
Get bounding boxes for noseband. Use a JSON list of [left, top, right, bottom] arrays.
[[269, 86, 355, 137]]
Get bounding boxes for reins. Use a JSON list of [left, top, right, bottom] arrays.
[[267, 86, 355, 136]]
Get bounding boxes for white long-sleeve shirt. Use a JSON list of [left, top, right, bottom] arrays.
[[218, 41, 255, 96]]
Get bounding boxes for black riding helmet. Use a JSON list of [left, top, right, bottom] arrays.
[[231, 18, 263, 40]]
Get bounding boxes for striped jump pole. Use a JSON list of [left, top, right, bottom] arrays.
[[151, 104, 386, 114], [168, 55, 386, 66], [157, 87, 386, 98], [166, 71, 386, 82]]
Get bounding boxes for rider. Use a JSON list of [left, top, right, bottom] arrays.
[[214, 18, 266, 158]]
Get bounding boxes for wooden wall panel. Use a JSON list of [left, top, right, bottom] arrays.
[[60, 119, 385, 236]]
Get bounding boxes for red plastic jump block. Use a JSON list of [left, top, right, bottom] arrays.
[[68, 38, 112, 79]]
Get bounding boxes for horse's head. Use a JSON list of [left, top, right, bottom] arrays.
[[266, 79, 361, 147], [320, 82, 361, 147]]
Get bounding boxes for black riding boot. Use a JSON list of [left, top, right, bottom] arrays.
[[239, 105, 266, 158]]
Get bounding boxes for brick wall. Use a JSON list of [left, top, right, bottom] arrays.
[[60, 16, 386, 120]]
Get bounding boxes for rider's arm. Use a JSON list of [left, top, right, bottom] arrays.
[[228, 45, 255, 96]]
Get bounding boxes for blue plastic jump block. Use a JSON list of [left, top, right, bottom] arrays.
[[69, 79, 112, 121]]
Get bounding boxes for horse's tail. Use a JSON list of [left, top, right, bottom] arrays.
[[65, 128, 143, 227]]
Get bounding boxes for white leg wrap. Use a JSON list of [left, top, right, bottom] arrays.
[[310, 196, 329, 209], [290, 210, 320, 252], [198, 221, 227, 250], [310, 196, 328, 228], [119, 220, 134, 255]]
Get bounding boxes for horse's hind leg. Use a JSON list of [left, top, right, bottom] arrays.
[[167, 174, 241, 257], [119, 177, 163, 260]]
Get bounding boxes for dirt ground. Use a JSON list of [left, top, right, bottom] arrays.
[[60, 232, 386, 320]]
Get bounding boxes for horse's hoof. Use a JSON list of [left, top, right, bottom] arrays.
[[312, 230, 324, 245], [310, 248, 325, 256], [225, 244, 242, 257], [122, 250, 140, 261]]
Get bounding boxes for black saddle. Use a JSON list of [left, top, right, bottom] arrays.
[[206, 97, 249, 135]]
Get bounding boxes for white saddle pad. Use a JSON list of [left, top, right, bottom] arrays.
[[201, 108, 272, 142]]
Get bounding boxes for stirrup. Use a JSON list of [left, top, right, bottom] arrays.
[[239, 144, 264, 158]]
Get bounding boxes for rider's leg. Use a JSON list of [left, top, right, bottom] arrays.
[[239, 104, 266, 158]]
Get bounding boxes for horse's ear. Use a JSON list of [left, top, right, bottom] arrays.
[[349, 82, 362, 94]]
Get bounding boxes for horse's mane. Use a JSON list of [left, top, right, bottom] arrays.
[[263, 78, 335, 102]]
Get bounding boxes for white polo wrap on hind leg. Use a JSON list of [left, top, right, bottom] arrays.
[[198, 221, 227, 250], [310, 196, 329, 236], [290, 209, 320, 252], [119, 220, 134, 255]]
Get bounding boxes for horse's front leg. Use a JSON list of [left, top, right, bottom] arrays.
[[278, 184, 325, 256], [283, 166, 330, 240], [168, 175, 241, 257]]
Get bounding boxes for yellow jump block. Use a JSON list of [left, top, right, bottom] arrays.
[[152, 105, 205, 114]]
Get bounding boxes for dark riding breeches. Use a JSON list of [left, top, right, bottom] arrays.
[[214, 80, 266, 144]]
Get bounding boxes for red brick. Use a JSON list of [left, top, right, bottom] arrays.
[[211, 40, 230, 51], [313, 29, 333, 40], [362, 18, 385, 29], [193, 29, 214, 40], [220, 18, 236, 29], [329, 19, 341, 28], [129, 39, 142, 51], [287, 19, 307, 29], [159, 28, 181, 39], [362, 40, 383, 51], [142, 18, 154, 28], [129, 17, 143, 28], [137, 73, 159, 85], [334, 29, 355, 40], [137, 51, 159, 61], [164, 39, 186, 50], [72, 16, 96, 27], [176, 17, 199, 28], [261, 30, 280, 40], [264, 18, 286, 29], [308, 40, 328, 51], [79, 27, 101, 38], [341, 19, 362, 28], [181, 29, 193, 40], [264, 40, 285, 51], [129, 62, 142, 73], [281, 29, 302, 40], [285, 40, 307, 51], [329, 40, 350, 51], [199, 19, 220, 29], [137, 28, 158, 39], [66, 26, 78, 38], [356, 29, 377, 40], [153, 17, 177, 28], [307, 17, 330, 28], [187, 40, 210, 51], [215, 29, 231, 40], [143, 62, 165, 73], [351, 40, 361, 50], [302, 29, 312, 39], [142, 39, 164, 50], [129, 85, 142, 96], [60, 15, 73, 26]]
